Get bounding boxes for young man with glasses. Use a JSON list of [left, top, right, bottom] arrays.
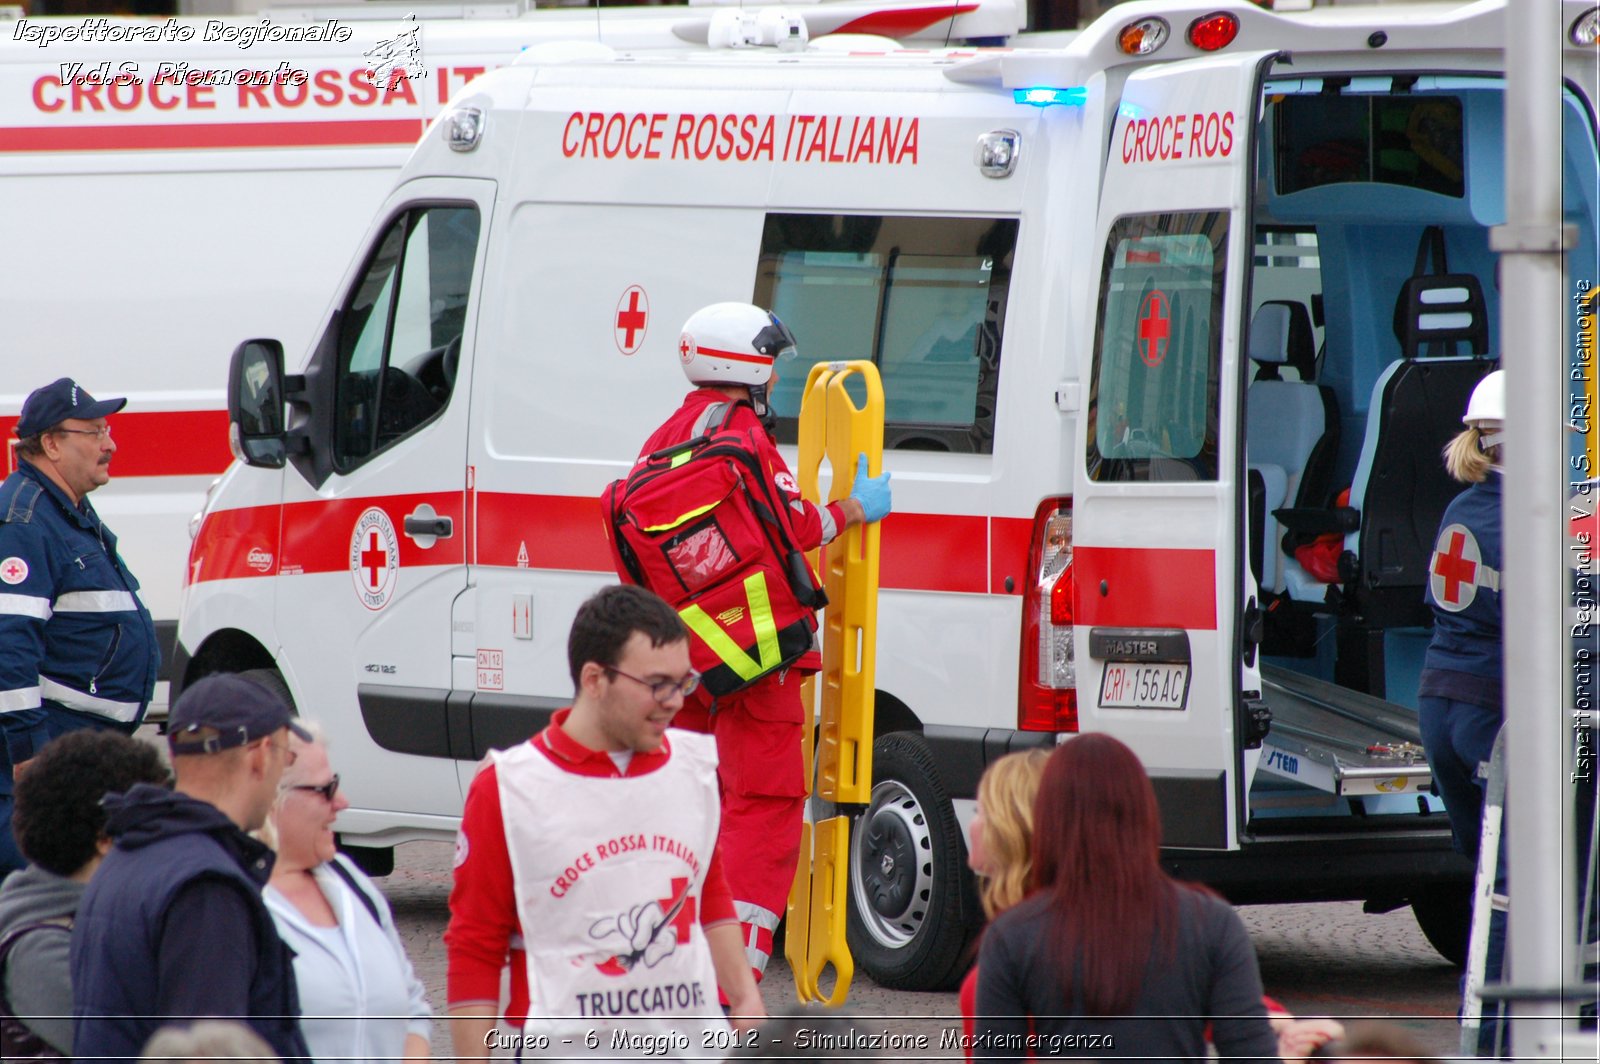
[[446, 584, 766, 1059], [0, 378, 159, 880], [71, 673, 313, 1064]]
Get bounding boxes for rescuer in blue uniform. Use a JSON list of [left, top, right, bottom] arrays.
[[1419, 369, 1507, 1055], [0, 379, 159, 880]]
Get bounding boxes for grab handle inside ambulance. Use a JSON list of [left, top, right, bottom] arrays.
[[785, 360, 884, 1006]]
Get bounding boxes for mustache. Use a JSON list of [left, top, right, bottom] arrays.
[[97, 456, 112, 466]]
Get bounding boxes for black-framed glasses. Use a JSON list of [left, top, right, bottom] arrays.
[[291, 774, 340, 802], [53, 425, 112, 441], [606, 667, 701, 704]]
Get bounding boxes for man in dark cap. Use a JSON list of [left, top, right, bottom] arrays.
[[0, 378, 158, 878], [70, 674, 312, 1064]]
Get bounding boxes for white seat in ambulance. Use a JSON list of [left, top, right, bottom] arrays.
[[1246, 301, 1338, 595]]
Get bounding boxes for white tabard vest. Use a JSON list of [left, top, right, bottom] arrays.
[[494, 730, 730, 1059]]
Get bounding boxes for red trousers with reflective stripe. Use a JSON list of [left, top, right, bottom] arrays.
[[682, 669, 807, 979]]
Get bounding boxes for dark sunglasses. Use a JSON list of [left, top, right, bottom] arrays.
[[290, 774, 340, 802]]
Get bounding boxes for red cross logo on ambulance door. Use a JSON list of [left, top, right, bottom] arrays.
[[1137, 290, 1171, 368], [349, 507, 400, 611], [615, 285, 650, 355], [1430, 523, 1484, 612]]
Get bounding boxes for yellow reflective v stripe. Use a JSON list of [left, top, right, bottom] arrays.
[[680, 573, 782, 681], [642, 501, 719, 534]]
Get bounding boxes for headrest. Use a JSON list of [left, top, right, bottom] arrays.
[[1395, 275, 1489, 359], [1248, 301, 1316, 380]]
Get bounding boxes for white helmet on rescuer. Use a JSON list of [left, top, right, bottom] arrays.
[[1463, 369, 1505, 447], [678, 302, 798, 427]]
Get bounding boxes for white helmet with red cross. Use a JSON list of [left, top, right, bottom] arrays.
[[677, 303, 797, 388]]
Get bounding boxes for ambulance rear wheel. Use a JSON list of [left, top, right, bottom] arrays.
[[846, 733, 979, 991], [1411, 885, 1472, 968]]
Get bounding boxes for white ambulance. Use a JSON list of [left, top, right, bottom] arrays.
[[175, 0, 1600, 989], [0, 0, 1019, 668]]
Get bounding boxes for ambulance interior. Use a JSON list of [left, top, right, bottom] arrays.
[[1241, 76, 1597, 836]]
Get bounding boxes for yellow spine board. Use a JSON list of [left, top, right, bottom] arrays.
[[783, 360, 884, 1005]]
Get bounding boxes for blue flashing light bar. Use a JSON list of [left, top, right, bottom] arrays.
[[1013, 86, 1088, 107]]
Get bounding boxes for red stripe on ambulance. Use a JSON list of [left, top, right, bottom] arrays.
[[189, 493, 1026, 596], [0, 410, 231, 477], [0, 118, 426, 152], [831, 4, 980, 36], [1072, 545, 1218, 630]]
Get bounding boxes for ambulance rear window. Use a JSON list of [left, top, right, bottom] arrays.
[[755, 214, 1018, 454], [1087, 212, 1228, 482]]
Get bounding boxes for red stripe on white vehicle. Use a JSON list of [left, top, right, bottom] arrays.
[[1071, 545, 1218, 631], [829, 4, 980, 36], [0, 410, 232, 478], [0, 119, 424, 152], [188, 493, 1020, 595]]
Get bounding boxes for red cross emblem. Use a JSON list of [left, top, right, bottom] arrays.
[[349, 507, 400, 610], [360, 531, 388, 590], [1430, 524, 1481, 610], [615, 285, 649, 355], [0, 557, 27, 585], [678, 334, 694, 363], [658, 876, 697, 945], [1137, 289, 1171, 368]]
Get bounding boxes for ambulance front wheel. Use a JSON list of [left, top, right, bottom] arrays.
[[846, 733, 980, 991]]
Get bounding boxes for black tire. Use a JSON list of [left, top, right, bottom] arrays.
[[238, 668, 399, 880], [846, 732, 980, 991], [1411, 884, 1472, 968], [237, 667, 295, 712]]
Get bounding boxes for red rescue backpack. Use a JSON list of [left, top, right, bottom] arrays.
[[602, 402, 827, 697]]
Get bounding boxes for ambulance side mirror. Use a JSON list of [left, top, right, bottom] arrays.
[[228, 339, 288, 469]]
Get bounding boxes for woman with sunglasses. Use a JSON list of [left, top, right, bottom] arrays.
[[262, 726, 432, 1063]]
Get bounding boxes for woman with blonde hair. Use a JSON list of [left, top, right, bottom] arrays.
[[957, 749, 1048, 1057], [1418, 368, 1509, 1054]]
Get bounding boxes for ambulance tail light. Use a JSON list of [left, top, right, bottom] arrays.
[[1117, 17, 1169, 56], [1187, 12, 1239, 52], [1019, 497, 1078, 733]]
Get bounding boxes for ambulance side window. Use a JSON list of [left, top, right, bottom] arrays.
[[332, 204, 480, 471], [1086, 212, 1228, 482], [755, 214, 1018, 454]]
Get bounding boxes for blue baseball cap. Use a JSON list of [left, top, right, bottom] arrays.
[[15, 377, 127, 438], [168, 674, 311, 755]]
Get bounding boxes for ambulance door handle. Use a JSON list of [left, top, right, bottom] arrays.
[[403, 504, 453, 547]]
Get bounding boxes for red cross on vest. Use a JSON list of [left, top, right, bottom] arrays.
[[0, 559, 24, 582], [1137, 289, 1170, 368], [360, 532, 388, 590], [615, 286, 649, 355], [1429, 523, 1499, 612], [659, 876, 697, 944]]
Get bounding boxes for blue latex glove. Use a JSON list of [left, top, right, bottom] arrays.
[[850, 452, 892, 523]]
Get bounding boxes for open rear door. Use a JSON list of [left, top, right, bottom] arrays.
[[1073, 51, 1276, 851]]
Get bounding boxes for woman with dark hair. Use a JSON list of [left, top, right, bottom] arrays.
[[973, 733, 1279, 1061]]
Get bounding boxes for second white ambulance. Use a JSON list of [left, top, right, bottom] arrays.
[[176, 0, 1600, 988]]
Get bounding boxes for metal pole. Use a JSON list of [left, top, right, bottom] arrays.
[[1494, 0, 1574, 1056]]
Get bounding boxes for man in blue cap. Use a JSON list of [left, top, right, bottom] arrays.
[[71, 673, 313, 1064], [0, 378, 159, 879]]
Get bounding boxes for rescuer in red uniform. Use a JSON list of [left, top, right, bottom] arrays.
[[629, 302, 891, 981]]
